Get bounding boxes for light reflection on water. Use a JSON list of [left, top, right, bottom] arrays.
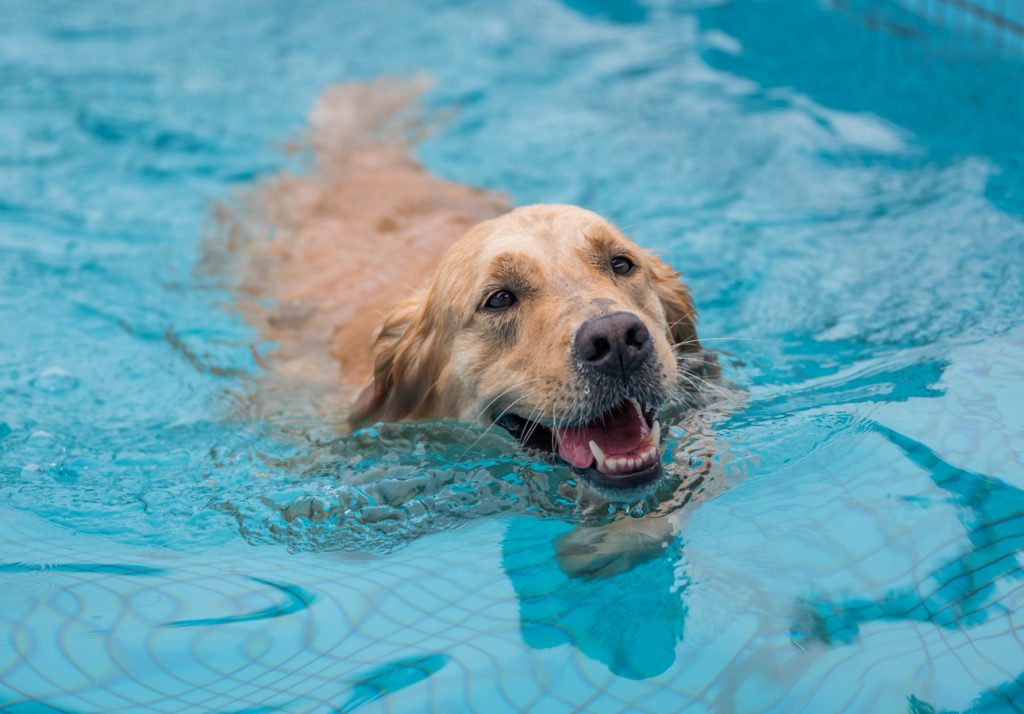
[[1, 0, 1023, 711]]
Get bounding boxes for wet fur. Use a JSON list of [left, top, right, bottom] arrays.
[[209, 80, 724, 575], [210, 81, 705, 435], [349, 204, 704, 432], [204, 79, 508, 425]]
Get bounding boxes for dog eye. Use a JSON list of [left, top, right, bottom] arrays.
[[610, 256, 634, 275], [484, 290, 517, 310]]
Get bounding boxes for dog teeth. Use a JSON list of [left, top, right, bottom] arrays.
[[646, 419, 661, 447], [593, 441, 660, 474], [628, 398, 644, 422], [588, 440, 607, 470]]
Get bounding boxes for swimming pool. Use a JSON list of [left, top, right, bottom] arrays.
[[2, 0, 1023, 711]]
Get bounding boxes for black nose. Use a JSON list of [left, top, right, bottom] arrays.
[[574, 311, 652, 380]]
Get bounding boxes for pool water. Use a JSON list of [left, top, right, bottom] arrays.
[[2, 0, 1023, 711]]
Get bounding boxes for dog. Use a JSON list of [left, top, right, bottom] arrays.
[[348, 203, 711, 492], [209, 80, 725, 574]]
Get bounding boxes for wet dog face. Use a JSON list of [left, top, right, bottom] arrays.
[[350, 204, 704, 490]]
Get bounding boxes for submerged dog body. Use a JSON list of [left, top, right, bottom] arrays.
[[350, 204, 709, 490]]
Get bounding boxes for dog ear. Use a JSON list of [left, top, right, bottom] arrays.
[[348, 289, 449, 428], [649, 254, 701, 353]]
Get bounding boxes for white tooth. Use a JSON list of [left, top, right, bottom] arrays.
[[629, 398, 644, 422], [627, 458, 637, 470], [609, 457, 622, 472], [647, 420, 661, 447], [588, 440, 607, 470]]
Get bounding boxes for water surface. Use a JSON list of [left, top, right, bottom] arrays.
[[2, 0, 1023, 711]]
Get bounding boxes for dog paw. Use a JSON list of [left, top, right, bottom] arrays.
[[554, 516, 673, 580]]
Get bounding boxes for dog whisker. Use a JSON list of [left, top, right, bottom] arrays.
[[519, 403, 546, 446], [672, 336, 767, 346], [675, 369, 735, 404], [673, 353, 723, 369], [457, 383, 547, 460]]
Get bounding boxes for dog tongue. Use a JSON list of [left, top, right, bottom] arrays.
[[555, 400, 649, 469]]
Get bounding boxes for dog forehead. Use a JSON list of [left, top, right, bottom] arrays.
[[475, 219, 609, 266], [462, 207, 641, 294]]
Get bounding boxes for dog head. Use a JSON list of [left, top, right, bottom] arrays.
[[350, 204, 705, 490]]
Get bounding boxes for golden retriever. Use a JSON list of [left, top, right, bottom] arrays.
[[349, 203, 710, 490], [209, 79, 717, 498]]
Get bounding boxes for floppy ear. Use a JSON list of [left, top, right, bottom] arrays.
[[649, 255, 701, 353], [348, 289, 449, 428]]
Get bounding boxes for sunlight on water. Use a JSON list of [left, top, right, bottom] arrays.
[[1, 0, 1023, 711]]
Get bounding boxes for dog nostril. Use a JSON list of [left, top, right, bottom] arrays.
[[624, 325, 648, 349], [588, 336, 611, 362]]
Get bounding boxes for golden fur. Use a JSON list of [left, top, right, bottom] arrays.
[[208, 79, 728, 574], [350, 204, 703, 429], [208, 80, 705, 435], [206, 79, 507, 424]]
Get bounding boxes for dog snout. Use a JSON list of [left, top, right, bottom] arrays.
[[574, 311, 652, 380]]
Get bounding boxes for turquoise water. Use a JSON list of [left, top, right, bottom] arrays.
[[2, 0, 1023, 711]]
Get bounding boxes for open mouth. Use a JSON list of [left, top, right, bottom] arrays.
[[495, 398, 664, 489]]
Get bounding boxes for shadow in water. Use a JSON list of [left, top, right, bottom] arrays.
[[909, 672, 1024, 714], [0, 562, 317, 629], [502, 516, 687, 680], [162, 577, 317, 629], [337, 653, 449, 713], [792, 422, 1024, 711]]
